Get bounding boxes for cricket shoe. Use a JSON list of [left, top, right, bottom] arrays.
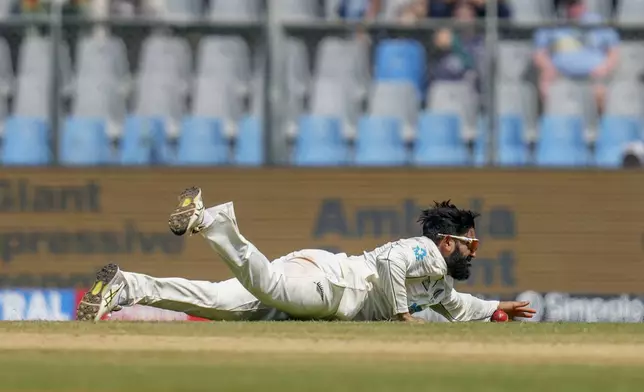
[[168, 186, 206, 236], [76, 263, 126, 322]]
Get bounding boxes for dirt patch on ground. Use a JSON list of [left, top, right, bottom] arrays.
[[0, 332, 642, 365]]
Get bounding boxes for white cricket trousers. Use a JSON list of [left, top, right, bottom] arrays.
[[118, 202, 348, 320]]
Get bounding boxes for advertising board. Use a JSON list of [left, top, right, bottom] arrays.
[[0, 169, 642, 298]]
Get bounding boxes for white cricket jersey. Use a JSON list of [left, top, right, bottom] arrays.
[[348, 236, 499, 322]]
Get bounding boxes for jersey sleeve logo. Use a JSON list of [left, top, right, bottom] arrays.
[[413, 246, 427, 262]]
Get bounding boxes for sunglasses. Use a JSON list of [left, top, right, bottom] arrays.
[[437, 234, 479, 253]]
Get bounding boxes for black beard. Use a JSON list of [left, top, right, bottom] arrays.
[[446, 247, 473, 281]]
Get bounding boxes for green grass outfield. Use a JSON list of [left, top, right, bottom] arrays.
[[0, 322, 643, 392]]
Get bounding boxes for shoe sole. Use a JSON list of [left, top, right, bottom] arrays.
[[169, 186, 201, 236], [76, 264, 119, 322]]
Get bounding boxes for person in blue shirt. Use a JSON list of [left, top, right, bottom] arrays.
[[392, 0, 511, 22], [533, 0, 620, 113], [336, 0, 382, 20]]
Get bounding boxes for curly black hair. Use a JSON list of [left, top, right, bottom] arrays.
[[418, 200, 480, 244]]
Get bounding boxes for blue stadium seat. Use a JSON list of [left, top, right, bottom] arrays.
[[475, 116, 529, 166], [1, 116, 50, 166], [60, 117, 111, 166], [474, 117, 488, 166], [413, 113, 468, 166], [595, 116, 641, 168], [294, 116, 348, 166], [120, 116, 170, 165], [355, 116, 407, 166], [176, 117, 229, 166], [497, 115, 529, 166], [535, 115, 588, 167], [374, 39, 426, 100], [234, 116, 263, 166]]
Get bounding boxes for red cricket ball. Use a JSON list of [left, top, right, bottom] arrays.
[[491, 309, 509, 322]]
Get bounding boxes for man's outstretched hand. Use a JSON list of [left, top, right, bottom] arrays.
[[397, 312, 426, 323], [497, 301, 537, 320]]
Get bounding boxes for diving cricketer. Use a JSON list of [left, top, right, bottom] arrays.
[[77, 188, 535, 323]]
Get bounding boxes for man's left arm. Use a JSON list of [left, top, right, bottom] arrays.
[[430, 288, 499, 322], [431, 288, 536, 322]]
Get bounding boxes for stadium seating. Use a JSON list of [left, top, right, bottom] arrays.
[[176, 117, 229, 165], [614, 43, 644, 81], [545, 80, 597, 120], [234, 116, 264, 166], [139, 34, 192, 87], [595, 116, 642, 168], [197, 36, 251, 92], [583, 0, 613, 18], [506, 0, 551, 23], [497, 41, 533, 82], [606, 82, 644, 117], [0, 38, 9, 123], [293, 116, 348, 166], [75, 34, 129, 81], [120, 116, 170, 165], [315, 37, 369, 100], [1, 117, 50, 166], [324, 0, 342, 19], [72, 74, 126, 122], [617, 0, 644, 24], [59, 118, 112, 166], [0, 1, 11, 20], [4, 2, 644, 169], [413, 113, 468, 166], [134, 74, 187, 122], [535, 116, 589, 167], [374, 39, 426, 100], [192, 77, 243, 137], [369, 81, 419, 140], [18, 34, 71, 88], [285, 38, 311, 114], [14, 75, 50, 118], [427, 80, 478, 138], [496, 82, 538, 138], [476, 116, 530, 167], [0, 37, 13, 98], [279, 0, 321, 20], [284, 39, 309, 133], [211, 0, 263, 21], [159, 0, 203, 21], [310, 77, 359, 137], [354, 116, 407, 166], [496, 115, 530, 166]]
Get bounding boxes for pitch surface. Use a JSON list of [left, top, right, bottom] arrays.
[[0, 322, 642, 391]]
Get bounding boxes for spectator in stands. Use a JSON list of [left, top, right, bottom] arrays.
[[454, 1, 484, 72], [553, 0, 619, 17], [395, 0, 511, 20], [427, 2, 482, 91], [533, 0, 620, 113], [17, 0, 45, 14], [79, 0, 142, 17], [110, 0, 143, 17], [464, 0, 511, 18], [336, 0, 382, 21], [16, 0, 85, 15]]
